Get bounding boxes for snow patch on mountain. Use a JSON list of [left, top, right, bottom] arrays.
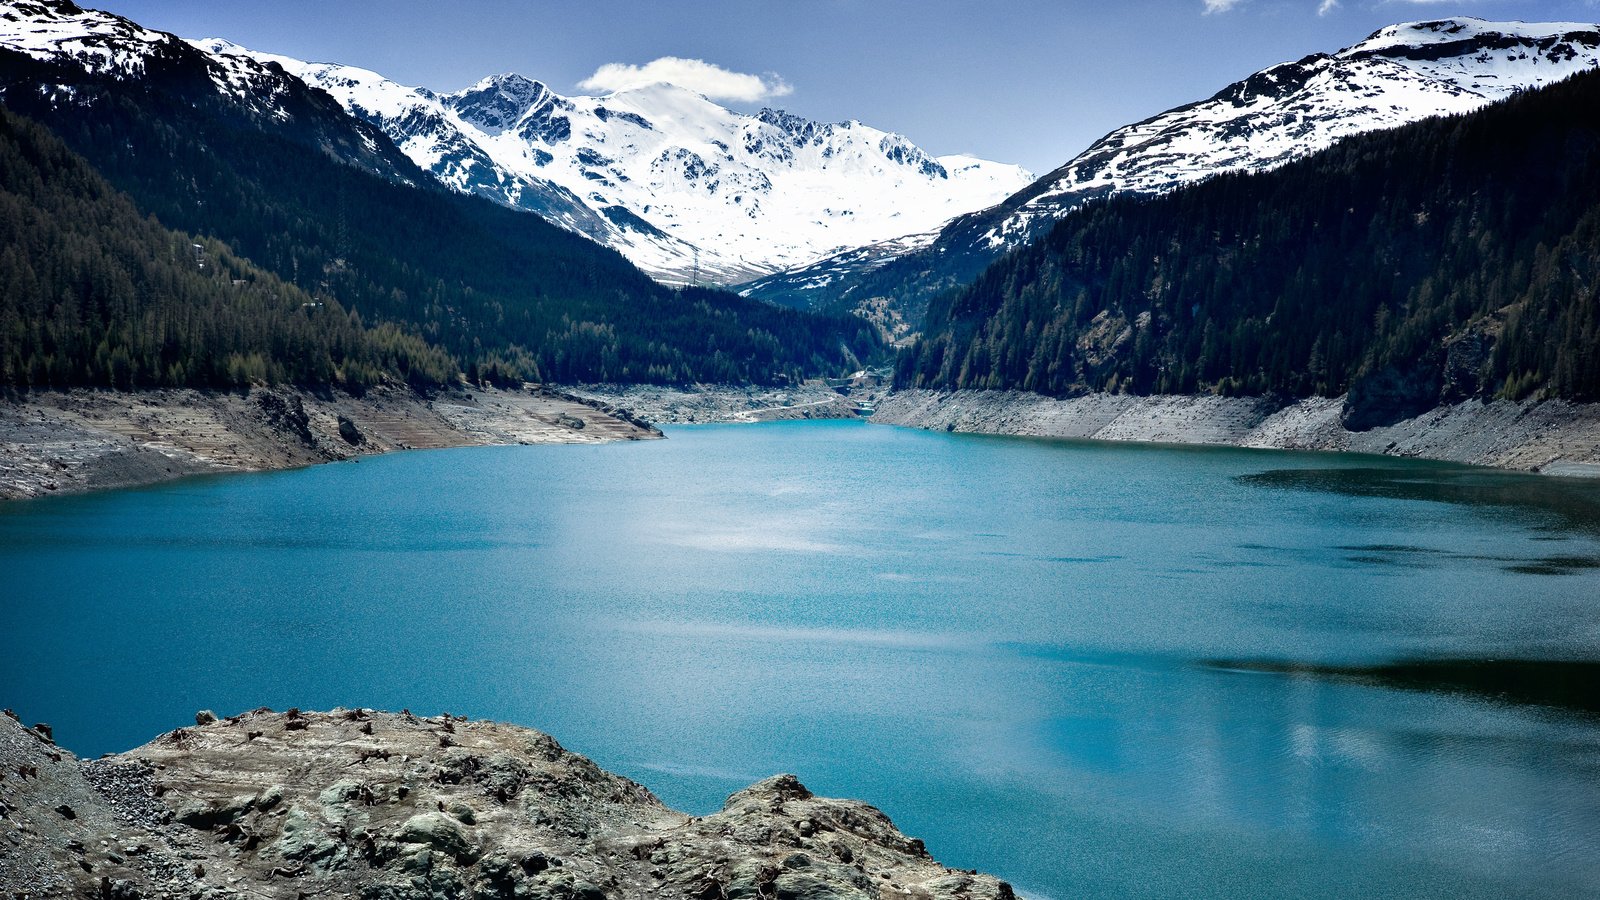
[[744, 17, 1600, 313], [0, 0, 173, 76], [994, 17, 1600, 248], [0, 0, 296, 118], [194, 39, 1032, 285]]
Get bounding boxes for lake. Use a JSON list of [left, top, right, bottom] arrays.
[[4, 419, 1599, 899]]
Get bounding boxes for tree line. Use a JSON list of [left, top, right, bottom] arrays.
[[0, 46, 879, 390], [899, 68, 1600, 424], [0, 104, 453, 390]]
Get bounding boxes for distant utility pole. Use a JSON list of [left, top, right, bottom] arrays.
[[691, 248, 700, 289]]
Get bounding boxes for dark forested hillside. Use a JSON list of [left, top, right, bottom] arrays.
[[0, 46, 879, 386], [0, 103, 455, 389], [900, 69, 1600, 427]]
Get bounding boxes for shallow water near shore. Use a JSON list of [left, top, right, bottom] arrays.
[[4, 420, 1600, 899]]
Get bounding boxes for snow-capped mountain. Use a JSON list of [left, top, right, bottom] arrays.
[[0, 0, 1030, 286], [192, 39, 1032, 286], [745, 18, 1600, 316], [0, 0, 418, 182], [984, 17, 1600, 249]]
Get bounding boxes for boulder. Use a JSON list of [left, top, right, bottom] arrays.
[[397, 812, 474, 863], [338, 415, 365, 446]]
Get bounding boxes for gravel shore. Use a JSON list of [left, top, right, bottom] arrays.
[[565, 383, 861, 425], [0, 385, 661, 502], [875, 389, 1600, 474]]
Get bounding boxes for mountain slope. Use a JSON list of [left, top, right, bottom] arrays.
[[747, 18, 1600, 323], [0, 0, 419, 182], [0, 0, 881, 385], [0, 101, 452, 389], [191, 38, 1032, 285], [899, 67, 1600, 429]]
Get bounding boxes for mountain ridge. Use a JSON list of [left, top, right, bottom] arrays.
[[0, 0, 883, 387], [898, 65, 1600, 423], [744, 17, 1600, 324], [192, 37, 1032, 286]]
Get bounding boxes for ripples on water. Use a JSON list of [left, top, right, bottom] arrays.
[[3, 421, 1599, 899]]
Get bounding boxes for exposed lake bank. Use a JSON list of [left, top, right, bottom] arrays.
[[0, 385, 661, 501], [875, 389, 1600, 475], [0, 383, 879, 502], [566, 382, 861, 424], [10, 382, 1600, 504]]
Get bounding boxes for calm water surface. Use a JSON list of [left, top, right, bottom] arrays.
[[4, 420, 1600, 899]]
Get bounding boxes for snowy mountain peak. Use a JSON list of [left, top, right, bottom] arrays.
[[742, 16, 1600, 317], [757, 107, 825, 138], [1353, 17, 1600, 54], [1004, 17, 1600, 232], [0, 0, 1030, 286], [605, 80, 711, 103], [443, 72, 553, 134], [187, 40, 1031, 284], [0, 0, 169, 76]]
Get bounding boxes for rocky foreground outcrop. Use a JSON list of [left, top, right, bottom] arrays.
[[0, 710, 1011, 900]]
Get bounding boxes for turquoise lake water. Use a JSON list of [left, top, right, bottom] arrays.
[[4, 419, 1600, 899]]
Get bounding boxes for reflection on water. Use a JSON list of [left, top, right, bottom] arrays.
[[1243, 466, 1600, 577], [1206, 657, 1600, 717], [4, 424, 1600, 899], [1239, 465, 1600, 536]]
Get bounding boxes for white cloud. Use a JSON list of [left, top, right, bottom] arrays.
[[1318, 0, 1339, 14], [577, 56, 793, 102], [1203, 0, 1244, 12]]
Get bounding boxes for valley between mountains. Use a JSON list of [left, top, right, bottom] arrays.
[[5, 3, 1600, 498], [11, 4, 1600, 898]]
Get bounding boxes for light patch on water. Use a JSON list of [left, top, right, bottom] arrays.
[[875, 571, 965, 584], [1289, 723, 1382, 770], [660, 529, 847, 554], [618, 619, 973, 649]]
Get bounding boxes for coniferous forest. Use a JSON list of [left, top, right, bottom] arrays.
[[899, 68, 1600, 426], [0, 104, 457, 390], [0, 46, 880, 390]]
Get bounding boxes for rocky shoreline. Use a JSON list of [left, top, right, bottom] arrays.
[[565, 383, 860, 425], [0, 385, 662, 502], [0, 382, 871, 503], [13, 381, 1592, 506], [874, 389, 1600, 475], [0, 709, 1012, 900]]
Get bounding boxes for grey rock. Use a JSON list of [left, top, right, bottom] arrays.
[[338, 415, 366, 446], [398, 812, 474, 862], [173, 793, 254, 829], [0, 710, 1013, 900]]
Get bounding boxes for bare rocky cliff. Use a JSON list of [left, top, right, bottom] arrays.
[[0, 710, 1012, 900]]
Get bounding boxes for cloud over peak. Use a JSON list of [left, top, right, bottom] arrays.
[[578, 56, 793, 102]]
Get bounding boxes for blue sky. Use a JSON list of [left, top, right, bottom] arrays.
[[94, 0, 1600, 173]]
